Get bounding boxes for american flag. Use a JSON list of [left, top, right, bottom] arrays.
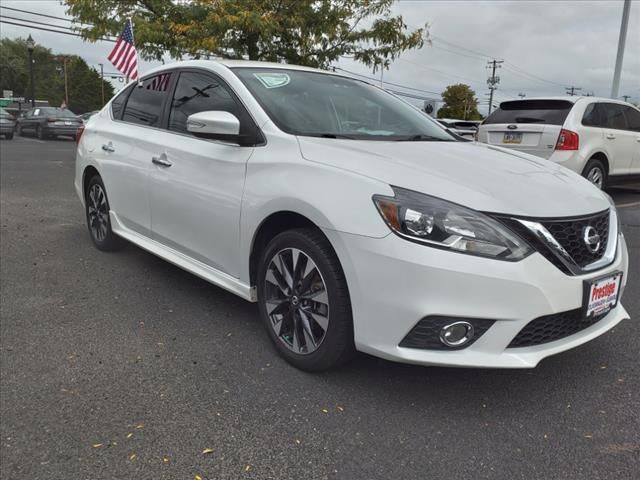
[[148, 73, 172, 91], [107, 20, 139, 80]]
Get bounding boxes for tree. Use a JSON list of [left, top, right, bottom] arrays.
[[437, 84, 482, 120], [0, 38, 113, 113], [64, 0, 428, 70]]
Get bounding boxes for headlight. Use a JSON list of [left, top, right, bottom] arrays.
[[373, 187, 533, 260]]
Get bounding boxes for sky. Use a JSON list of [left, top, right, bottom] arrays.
[[1, 0, 638, 114]]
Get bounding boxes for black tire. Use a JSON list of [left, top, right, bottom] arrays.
[[16, 124, 23, 136], [257, 228, 354, 371], [36, 125, 44, 140], [5, 132, 13, 140], [582, 158, 607, 190], [85, 175, 124, 251]]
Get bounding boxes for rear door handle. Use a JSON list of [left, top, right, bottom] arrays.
[[152, 154, 172, 167], [606, 133, 616, 140], [101, 143, 115, 152]]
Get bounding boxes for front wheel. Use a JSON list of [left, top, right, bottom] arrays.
[[257, 228, 354, 371], [582, 158, 607, 189], [85, 175, 124, 251], [36, 125, 45, 140]]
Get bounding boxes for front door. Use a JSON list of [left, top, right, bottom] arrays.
[[148, 70, 255, 277]]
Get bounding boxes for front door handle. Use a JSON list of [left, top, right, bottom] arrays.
[[606, 133, 616, 140], [152, 155, 172, 167], [101, 143, 115, 152]]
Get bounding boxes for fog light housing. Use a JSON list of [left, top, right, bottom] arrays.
[[440, 321, 474, 347]]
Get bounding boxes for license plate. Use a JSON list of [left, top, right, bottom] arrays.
[[64, 121, 72, 126], [584, 272, 622, 318], [503, 132, 522, 144]]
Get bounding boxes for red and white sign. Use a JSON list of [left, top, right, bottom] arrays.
[[586, 273, 622, 317]]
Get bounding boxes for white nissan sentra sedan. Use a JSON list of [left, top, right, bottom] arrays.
[[75, 60, 630, 371]]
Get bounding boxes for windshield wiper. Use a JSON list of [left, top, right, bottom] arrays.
[[303, 133, 358, 139], [395, 134, 453, 142]]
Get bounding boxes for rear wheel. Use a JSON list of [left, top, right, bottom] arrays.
[[5, 132, 13, 140], [582, 158, 607, 189], [36, 125, 44, 140], [85, 175, 123, 251], [16, 124, 23, 136], [257, 228, 354, 371]]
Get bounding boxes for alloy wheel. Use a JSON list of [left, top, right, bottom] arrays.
[[264, 248, 329, 355], [87, 183, 109, 242], [586, 166, 603, 189]]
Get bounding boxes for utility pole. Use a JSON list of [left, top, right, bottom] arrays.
[[565, 86, 582, 96], [63, 57, 69, 107], [99, 63, 105, 106], [518, 92, 526, 99], [26, 34, 35, 107], [611, 0, 631, 99], [486, 59, 503, 115], [621, 95, 631, 102]]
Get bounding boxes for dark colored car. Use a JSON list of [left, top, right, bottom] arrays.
[[80, 110, 99, 123], [0, 107, 16, 140], [16, 107, 82, 140]]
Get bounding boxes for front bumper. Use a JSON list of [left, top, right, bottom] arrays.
[[324, 229, 630, 368]]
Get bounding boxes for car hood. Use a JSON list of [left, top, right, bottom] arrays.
[[297, 138, 609, 217]]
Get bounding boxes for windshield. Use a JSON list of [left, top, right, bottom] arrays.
[[233, 68, 454, 141], [41, 107, 77, 118]]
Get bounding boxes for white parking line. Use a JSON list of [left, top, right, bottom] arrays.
[[15, 136, 46, 144], [616, 201, 640, 209]]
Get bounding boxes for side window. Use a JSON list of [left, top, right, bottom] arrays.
[[624, 106, 640, 132], [168, 71, 245, 135], [110, 86, 131, 120], [122, 73, 173, 127], [33, 108, 41, 117], [601, 103, 628, 130], [582, 103, 602, 127]]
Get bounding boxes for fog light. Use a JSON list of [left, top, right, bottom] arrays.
[[440, 321, 474, 347]]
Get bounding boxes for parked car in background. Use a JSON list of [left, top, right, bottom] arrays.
[[477, 97, 640, 189], [80, 110, 99, 123], [16, 107, 83, 140], [437, 118, 480, 139], [0, 107, 16, 140], [75, 61, 628, 371]]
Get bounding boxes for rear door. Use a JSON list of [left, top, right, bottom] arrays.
[[478, 99, 574, 159], [599, 103, 635, 175]]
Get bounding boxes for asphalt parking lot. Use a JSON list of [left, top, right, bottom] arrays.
[[1, 136, 638, 480]]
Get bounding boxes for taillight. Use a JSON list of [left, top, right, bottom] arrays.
[[75, 125, 85, 144], [555, 129, 579, 150]]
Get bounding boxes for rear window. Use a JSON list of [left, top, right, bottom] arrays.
[[40, 107, 77, 118], [483, 100, 573, 125]]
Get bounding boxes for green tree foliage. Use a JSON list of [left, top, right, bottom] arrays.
[[0, 37, 113, 113], [437, 84, 482, 120], [64, 0, 428, 70]]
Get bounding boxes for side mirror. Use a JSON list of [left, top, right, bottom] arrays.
[[186, 111, 241, 143]]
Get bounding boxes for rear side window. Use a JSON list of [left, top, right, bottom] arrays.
[[110, 86, 131, 120], [483, 100, 573, 125], [625, 106, 640, 132], [122, 73, 174, 127], [600, 103, 628, 130], [582, 103, 603, 127], [167, 70, 249, 136]]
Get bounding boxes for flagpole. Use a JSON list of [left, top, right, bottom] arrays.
[[129, 16, 142, 86]]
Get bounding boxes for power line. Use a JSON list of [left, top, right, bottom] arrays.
[[0, 18, 117, 42], [0, 5, 89, 25], [333, 67, 442, 96], [565, 86, 582, 96]]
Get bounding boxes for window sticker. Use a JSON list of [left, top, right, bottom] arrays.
[[253, 72, 291, 89]]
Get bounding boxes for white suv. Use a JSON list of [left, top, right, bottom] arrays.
[[477, 97, 640, 189], [75, 61, 629, 371]]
